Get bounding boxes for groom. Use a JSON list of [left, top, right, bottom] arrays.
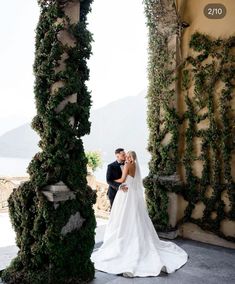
[[106, 148, 128, 208]]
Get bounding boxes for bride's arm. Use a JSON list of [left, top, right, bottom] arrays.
[[115, 163, 129, 183]]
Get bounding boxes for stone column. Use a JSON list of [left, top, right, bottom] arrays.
[[54, 0, 80, 125], [42, 0, 80, 202]]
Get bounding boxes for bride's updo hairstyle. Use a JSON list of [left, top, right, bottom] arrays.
[[127, 151, 137, 163]]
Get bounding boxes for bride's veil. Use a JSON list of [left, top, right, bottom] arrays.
[[134, 156, 143, 191], [133, 154, 147, 202], [133, 154, 149, 214]]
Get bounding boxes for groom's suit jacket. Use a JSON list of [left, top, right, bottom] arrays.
[[106, 161, 123, 206]]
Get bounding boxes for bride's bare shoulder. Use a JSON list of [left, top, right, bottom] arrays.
[[126, 161, 135, 176]]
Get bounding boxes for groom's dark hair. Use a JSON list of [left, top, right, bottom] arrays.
[[115, 148, 124, 154]]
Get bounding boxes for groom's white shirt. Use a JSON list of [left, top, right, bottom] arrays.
[[116, 160, 127, 190]]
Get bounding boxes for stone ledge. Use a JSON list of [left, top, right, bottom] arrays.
[[179, 223, 235, 249], [156, 173, 182, 184], [158, 229, 179, 239], [41, 190, 75, 203], [42, 181, 75, 202]]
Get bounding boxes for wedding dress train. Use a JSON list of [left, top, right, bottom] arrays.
[[91, 163, 188, 277]]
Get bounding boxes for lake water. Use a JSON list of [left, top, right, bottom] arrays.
[[0, 157, 30, 177], [0, 157, 150, 181]]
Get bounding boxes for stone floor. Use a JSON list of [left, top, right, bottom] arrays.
[[1, 212, 235, 284], [91, 239, 235, 284]]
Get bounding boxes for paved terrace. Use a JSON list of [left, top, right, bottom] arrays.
[[0, 212, 235, 284]]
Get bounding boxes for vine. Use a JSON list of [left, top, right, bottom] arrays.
[[144, 25, 235, 241], [143, 0, 180, 231], [179, 33, 235, 241]]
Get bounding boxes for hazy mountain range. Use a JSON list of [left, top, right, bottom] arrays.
[[0, 91, 150, 163]]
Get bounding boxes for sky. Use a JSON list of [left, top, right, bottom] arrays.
[[0, 0, 148, 135]]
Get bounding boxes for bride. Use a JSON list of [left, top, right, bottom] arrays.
[[91, 151, 188, 277]]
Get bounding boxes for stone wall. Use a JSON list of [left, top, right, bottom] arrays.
[[87, 173, 110, 219], [0, 175, 110, 219], [0, 177, 28, 211]]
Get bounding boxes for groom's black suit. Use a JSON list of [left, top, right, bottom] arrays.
[[106, 161, 123, 207]]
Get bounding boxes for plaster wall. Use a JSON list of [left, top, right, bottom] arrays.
[[175, 0, 235, 245]]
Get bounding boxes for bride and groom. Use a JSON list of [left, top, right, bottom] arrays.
[[91, 148, 188, 277]]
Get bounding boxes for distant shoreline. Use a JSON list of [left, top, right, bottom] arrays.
[[0, 157, 150, 183]]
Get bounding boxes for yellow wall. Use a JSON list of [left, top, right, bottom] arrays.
[[179, 0, 235, 45], [175, 0, 235, 244]]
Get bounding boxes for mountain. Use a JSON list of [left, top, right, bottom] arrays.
[[83, 91, 150, 163], [0, 123, 39, 159], [0, 115, 34, 137], [0, 91, 150, 163]]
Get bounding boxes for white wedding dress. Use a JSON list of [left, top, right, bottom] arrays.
[[91, 160, 188, 277]]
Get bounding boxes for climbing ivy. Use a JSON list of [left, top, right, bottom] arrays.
[[144, 0, 235, 242], [2, 1, 96, 283], [179, 33, 235, 241], [143, 0, 180, 231], [145, 29, 235, 241]]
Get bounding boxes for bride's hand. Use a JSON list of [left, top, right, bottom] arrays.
[[119, 184, 128, 192]]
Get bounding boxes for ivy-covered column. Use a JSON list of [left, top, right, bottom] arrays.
[[2, 0, 96, 283], [143, 0, 183, 233]]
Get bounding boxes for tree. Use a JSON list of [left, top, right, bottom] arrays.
[[86, 151, 103, 172]]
